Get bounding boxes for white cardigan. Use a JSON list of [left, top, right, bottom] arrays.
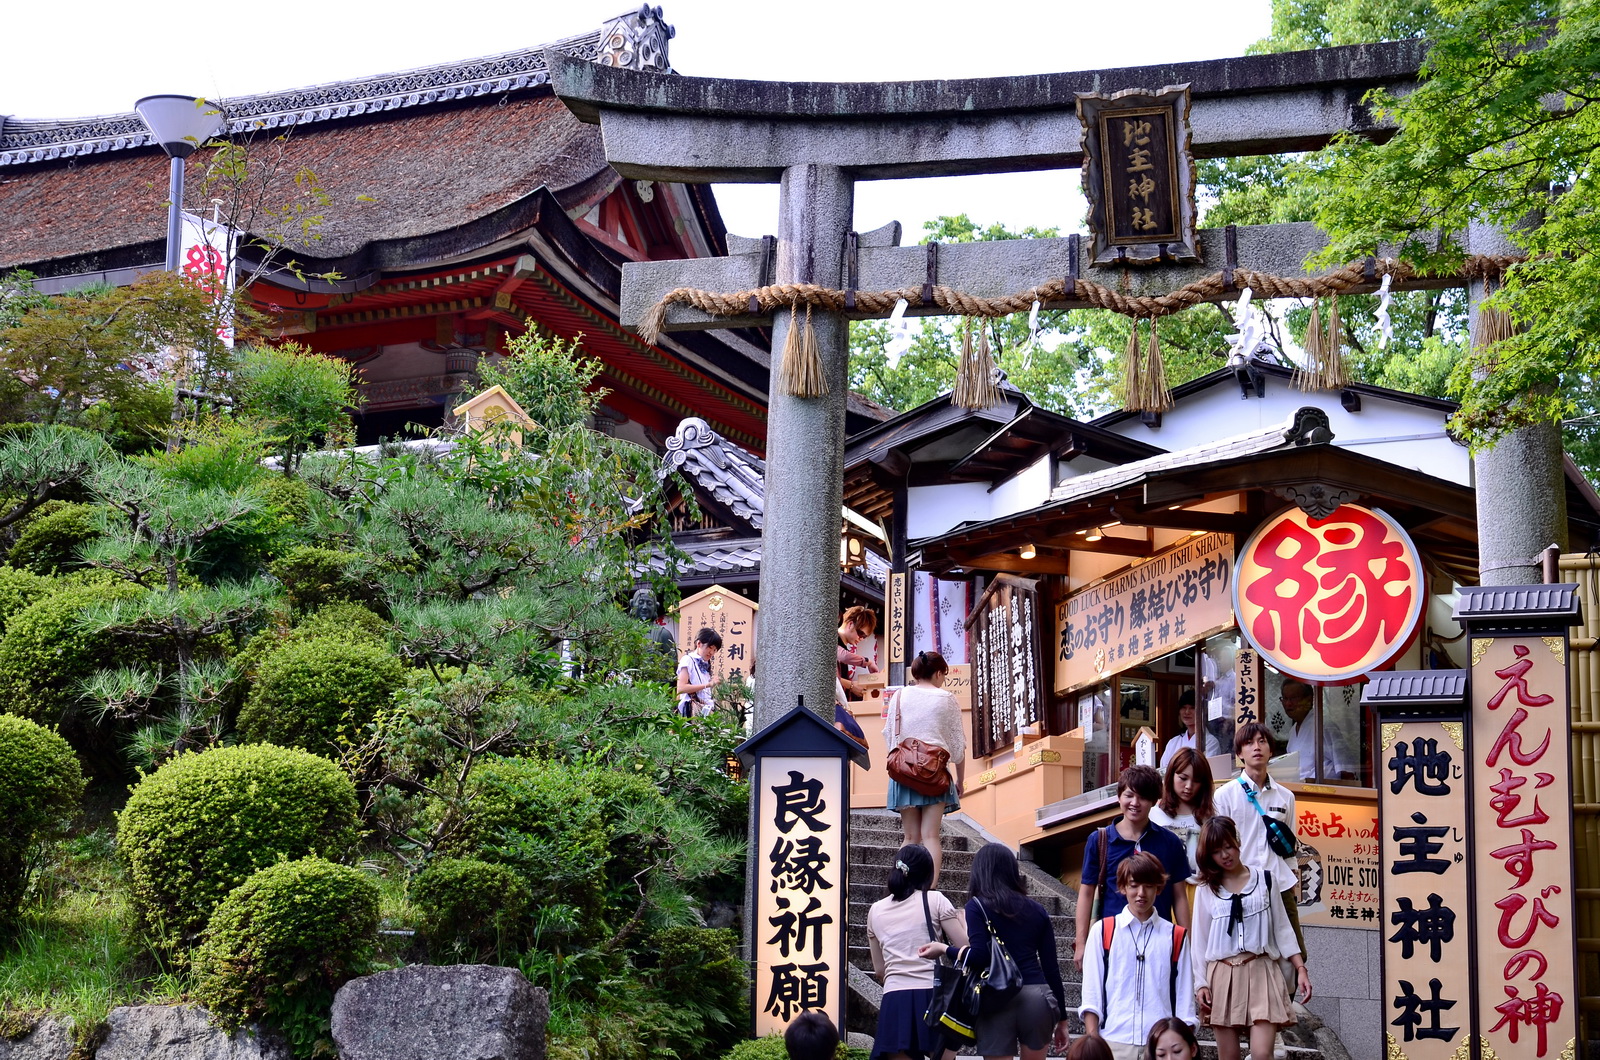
[[883, 685, 965, 761]]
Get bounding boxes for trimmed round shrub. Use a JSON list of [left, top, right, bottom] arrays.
[[117, 744, 360, 951], [410, 857, 530, 961], [294, 601, 390, 645], [0, 715, 84, 927], [720, 1038, 868, 1060], [270, 546, 382, 615], [7, 502, 102, 575], [0, 568, 54, 636], [194, 858, 378, 1049], [0, 579, 146, 724], [237, 635, 403, 755]]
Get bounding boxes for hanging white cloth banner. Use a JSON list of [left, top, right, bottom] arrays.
[[179, 212, 237, 348]]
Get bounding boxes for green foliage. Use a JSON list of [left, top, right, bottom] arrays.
[[409, 857, 530, 962], [80, 382, 176, 456], [0, 272, 229, 427], [7, 502, 102, 575], [720, 1037, 868, 1060], [639, 927, 749, 1058], [270, 546, 381, 615], [0, 716, 84, 929], [194, 858, 378, 1057], [0, 578, 146, 725], [0, 425, 111, 546], [237, 635, 403, 756], [1306, 0, 1600, 447], [117, 744, 360, 952], [0, 568, 54, 636], [469, 330, 604, 430], [233, 344, 359, 476]]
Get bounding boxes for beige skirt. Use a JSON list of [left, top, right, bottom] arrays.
[[1207, 954, 1296, 1030]]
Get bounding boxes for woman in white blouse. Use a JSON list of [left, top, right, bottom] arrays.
[[883, 650, 965, 886], [1191, 817, 1311, 1060]]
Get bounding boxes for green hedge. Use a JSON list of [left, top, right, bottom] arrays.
[[0, 715, 84, 927], [237, 635, 403, 755], [195, 857, 378, 1055], [0, 578, 145, 725], [410, 857, 530, 962], [7, 501, 101, 575], [720, 1037, 868, 1060], [270, 546, 382, 615], [0, 568, 54, 636], [117, 744, 360, 952]]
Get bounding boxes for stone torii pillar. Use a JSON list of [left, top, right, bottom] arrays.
[[544, 41, 1456, 727]]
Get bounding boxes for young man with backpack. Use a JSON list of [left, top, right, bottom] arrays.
[[1074, 765, 1192, 971], [1079, 851, 1196, 1060]]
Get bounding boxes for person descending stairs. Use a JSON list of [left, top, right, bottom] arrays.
[[843, 809, 1343, 1060]]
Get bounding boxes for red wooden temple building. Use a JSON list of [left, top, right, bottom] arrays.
[[0, 6, 886, 451]]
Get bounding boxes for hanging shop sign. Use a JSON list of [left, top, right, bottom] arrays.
[[1469, 636, 1577, 1060], [737, 706, 855, 1038], [1055, 532, 1234, 695], [1233, 504, 1424, 682], [967, 574, 1045, 757], [1234, 646, 1262, 729], [675, 584, 757, 686], [1075, 84, 1200, 267], [1378, 719, 1470, 1059], [886, 573, 907, 665], [1295, 790, 1381, 931]]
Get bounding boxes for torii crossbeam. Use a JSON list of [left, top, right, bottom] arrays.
[[546, 37, 1549, 727]]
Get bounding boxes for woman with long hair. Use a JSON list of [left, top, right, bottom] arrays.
[[917, 844, 1069, 1060], [883, 650, 965, 885], [1191, 817, 1311, 1060], [868, 843, 969, 1060], [1150, 747, 1214, 910], [1144, 1016, 1200, 1060]]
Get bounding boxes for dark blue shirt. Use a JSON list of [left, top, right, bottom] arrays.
[[834, 702, 866, 741], [963, 895, 1066, 1012], [1080, 820, 1190, 920]]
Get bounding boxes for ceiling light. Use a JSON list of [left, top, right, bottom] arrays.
[[1019, 543, 1037, 560], [1085, 526, 1104, 542]]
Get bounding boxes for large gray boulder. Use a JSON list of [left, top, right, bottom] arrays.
[[0, 1017, 73, 1060], [331, 965, 548, 1060], [95, 1006, 288, 1060]]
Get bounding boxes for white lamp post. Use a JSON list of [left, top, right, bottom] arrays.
[[134, 95, 226, 272]]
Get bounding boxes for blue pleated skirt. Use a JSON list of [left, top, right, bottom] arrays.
[[873, 987, 942, 1060], [886, 777, 960, 813]]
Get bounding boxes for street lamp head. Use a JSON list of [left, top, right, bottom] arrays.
[[135, 94, 226, 159]]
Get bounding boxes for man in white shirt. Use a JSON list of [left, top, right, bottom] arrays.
[[1280, 680, 1348, 781], [1159, 689, 1223, 771], [1080, 850, 1196, 1060], [1213, 722, 1305, 960]]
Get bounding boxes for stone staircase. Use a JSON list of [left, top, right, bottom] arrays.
[[844, 808, 1344, 1060]]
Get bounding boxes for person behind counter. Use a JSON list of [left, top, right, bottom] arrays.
[[1159, 690, 1222, 772], [883, 650, 965, 885], [838, 605, 880, 699], [1280, 680, 1351, 781]]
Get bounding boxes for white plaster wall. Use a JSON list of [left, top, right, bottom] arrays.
[[1101, 384, 1470, 486], [989, 455, 1053, 519], [907, 481, 996, 539]]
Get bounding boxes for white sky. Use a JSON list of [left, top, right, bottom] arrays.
[[1, 0, 1270, 239]]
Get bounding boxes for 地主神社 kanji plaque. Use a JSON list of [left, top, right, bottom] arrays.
[[1380, 719, 1470, 1060], [1076, 85, 1200, 267], [1233, 504, 1425, 682]]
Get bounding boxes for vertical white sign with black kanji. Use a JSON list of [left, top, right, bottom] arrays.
[[754, 755, 846, 1036]]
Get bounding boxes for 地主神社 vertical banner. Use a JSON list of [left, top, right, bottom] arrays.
[[969, 574, 1045, 757], [1379, 720, 1470, 1059], [1471, 636, 1577, 1060], [754, 755, 845, 1036]]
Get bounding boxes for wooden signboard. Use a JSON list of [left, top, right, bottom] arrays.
[[1076, 84, 1200, 267], [1234, 646, 1262, 729], [886, 573, 906, 665], [967, 574, 1045, 757], [1055, 532, 1234, 695], [1379, 720, 1470, 1060], [675, 584, 757, 686], [1469, 636, 1577, 1060]]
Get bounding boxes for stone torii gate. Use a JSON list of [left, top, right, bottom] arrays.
[[546, 38, 1564, 729]]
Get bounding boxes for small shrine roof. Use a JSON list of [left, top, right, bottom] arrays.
[[662, 416, 767, 531]]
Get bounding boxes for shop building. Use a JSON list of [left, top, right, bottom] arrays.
[[840, 366, 1600, 1055]]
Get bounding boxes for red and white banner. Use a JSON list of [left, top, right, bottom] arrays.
[[180, 212, 236, 348]]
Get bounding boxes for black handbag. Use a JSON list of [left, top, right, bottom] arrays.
[[1240, 778, 1298, 859], [920, 892, 977, 1042], [964, 898, 1025, 1015]]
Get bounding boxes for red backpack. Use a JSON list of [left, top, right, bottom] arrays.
[[1100, 917, 1187, 1014]]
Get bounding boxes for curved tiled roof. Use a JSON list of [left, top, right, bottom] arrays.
[[0, 27, 609, 167]]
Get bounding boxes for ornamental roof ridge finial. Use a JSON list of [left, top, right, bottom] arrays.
[[597, 5, 676, 74]]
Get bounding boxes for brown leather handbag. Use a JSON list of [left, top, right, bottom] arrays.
[[886, 694, 953, 797]]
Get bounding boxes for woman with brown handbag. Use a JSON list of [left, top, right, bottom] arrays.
[[883, 650, 965, 886]]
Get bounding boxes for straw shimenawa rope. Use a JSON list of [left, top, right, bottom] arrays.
[[635, 254, 1524, 406]]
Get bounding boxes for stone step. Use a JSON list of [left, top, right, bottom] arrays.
[[851, 843, 978, 877]]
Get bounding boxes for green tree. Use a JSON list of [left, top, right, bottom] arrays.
[[1307, 0, 1600, 455], [233, 343, 359, 475]]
